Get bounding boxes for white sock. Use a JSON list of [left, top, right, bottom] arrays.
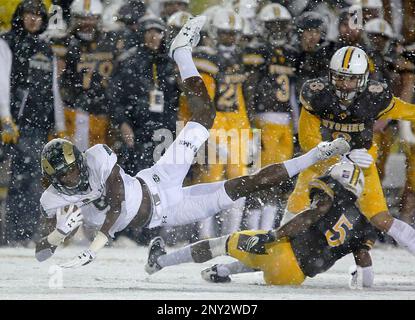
[[246, 209, 261, 230], [387, 219, 415, 255], [260, 205, 276, 230], [283, 147, 319, 178], [174, 47, 201, 81], [157, 246, 193, 268], [216, 261, 256, 277]]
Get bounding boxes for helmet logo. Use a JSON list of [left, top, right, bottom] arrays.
[[42, 158, 56, 175], [342, 170, 351, 179], [62, 142, 76, 165]]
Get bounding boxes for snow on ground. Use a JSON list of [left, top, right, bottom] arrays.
[[0, 242, 414, 300]]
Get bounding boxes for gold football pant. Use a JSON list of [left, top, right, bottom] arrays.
[[286, 144, 388, 220], [254, 119, 293, 167], [64, 108, 110, 148], [373, 126, 396, 180], [227, 230, 306, 285], [198, 111, 251, 182]]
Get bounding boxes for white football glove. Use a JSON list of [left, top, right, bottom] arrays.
[[59, 231, 108, 269], [60, 249, 96, 269], [56, 204, 83, 236], [344, 148, 373, 168], [348, 265, 374, 289]]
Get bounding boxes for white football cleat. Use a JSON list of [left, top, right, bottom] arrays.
[[144, 236, 166, 275], [316, 138, 350, 161], [169, 15, 207, 59]]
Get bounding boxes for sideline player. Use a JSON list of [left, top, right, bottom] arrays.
[[144, 162, 376, 287], [35, 16, 350, 268]]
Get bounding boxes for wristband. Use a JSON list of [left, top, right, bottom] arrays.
[[47, 229, 66, 246], [89, 231, 109, 252]]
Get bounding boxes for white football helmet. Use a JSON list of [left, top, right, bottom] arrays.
[[328, 162, 365, 199], [70, 0, 103, 41], [167, 10, 193, 28], [233, 0, 258, 19], [364, 18, 393, 38], [70, 0, 104, 16], [362, 0, 383, 9], [329, 46, 369, 102], [258, 3, 291, 46], [212, 8, 243, 33], [258, 3, 291, 22]]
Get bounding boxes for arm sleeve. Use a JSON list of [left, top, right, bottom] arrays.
[[298, 107, 323, 152], [0, 38, 12, 118], [357, 224, 378, 251], [52, 56, 66, 132], [377, 96, 415, 121]]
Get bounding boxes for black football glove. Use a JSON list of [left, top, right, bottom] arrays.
[[239, 231, 276, 255]]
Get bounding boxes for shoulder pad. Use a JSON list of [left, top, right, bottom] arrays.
[[193, 52, 219, 75], [193, 45, 217, 56], [243, 52, 265, 67], [367, 81, 387, 94], [365, 81, 394, 118], [300, 78, 327, 112]]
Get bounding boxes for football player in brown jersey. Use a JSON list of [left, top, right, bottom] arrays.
[[285, 46, 415, 255]]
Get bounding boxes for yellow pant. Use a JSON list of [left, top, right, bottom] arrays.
[[227, 230, 306, 285], [254, 119, 293, 167], [373, 126, 396, 180], [64, 108, 110, 147], [199, 111, 251, 182], [287, 144, 388, 220]]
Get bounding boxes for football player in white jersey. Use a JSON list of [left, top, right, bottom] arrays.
[[35, 16, 350, 268]]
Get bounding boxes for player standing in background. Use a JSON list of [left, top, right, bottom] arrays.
[[60, 0, 123, 151], [108, 16, 179, 179], [294, 11, 334, 101], [0, 0, 66, 244], [364, 19, 400, 182], [242, 3, 296, 232], [195, 8, 251, 239]]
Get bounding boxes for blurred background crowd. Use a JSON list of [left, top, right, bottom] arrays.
[[0, 0, 415, 248]]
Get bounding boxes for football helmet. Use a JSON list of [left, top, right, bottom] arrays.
[[70, 0, 103, 41], [329, 46, 369, 102], [258, 3, 291, 46], [328, 161, 365, 199], [41, 139, 90, 196]]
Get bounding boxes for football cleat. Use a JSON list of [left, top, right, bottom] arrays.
[[145, 236, 166, 275], [201, 264, 231, 283], [169, 15, 207, 59], [316, 138, 350, 161]]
